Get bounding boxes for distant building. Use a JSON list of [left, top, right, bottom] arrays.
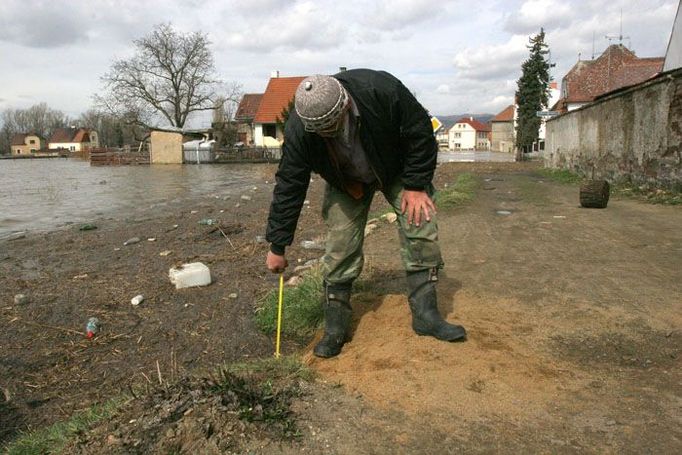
[[48, 127, 99, 152], [553, 44, 664, 113], [253, 72, 306, 147], [490, 105, 515, 153], [664, 0, 682, 71], [10, 133, 44, 156], [448, 117, 491, 151], [234, 93, 264, 145]]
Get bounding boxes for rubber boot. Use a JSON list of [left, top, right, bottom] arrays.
[[407, 269, 466, 341], [313, 284, 352, 358]]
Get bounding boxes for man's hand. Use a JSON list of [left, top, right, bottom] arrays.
[[266, 251, 288, 273], [401, 189, 437, 226]]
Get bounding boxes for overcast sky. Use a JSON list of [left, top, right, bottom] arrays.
[[0, 0, 677, 121]]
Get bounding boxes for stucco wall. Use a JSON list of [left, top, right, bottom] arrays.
[[150, 130, 183, 164], [491, 121, 514, 152], [545, 70, 682, 188]]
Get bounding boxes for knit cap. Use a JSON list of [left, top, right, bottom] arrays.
[[294, 75, 349, 133]]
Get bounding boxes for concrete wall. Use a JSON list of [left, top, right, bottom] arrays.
[[545, 69, 682, 188], [491, 121, 514, 152], [150, 130, 183, 164]]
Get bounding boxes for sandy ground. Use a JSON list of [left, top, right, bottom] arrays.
[[1, 161, 680, 453]]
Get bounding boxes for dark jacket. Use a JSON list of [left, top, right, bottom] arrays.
[[266, 69, 437, 253]]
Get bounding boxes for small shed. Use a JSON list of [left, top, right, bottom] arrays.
[[150, 128, 183, 164]]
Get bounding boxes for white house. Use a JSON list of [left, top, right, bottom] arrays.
[[447, 117, 491, 151], [48, 127, 99, 152], [252, 72, 306, 147]]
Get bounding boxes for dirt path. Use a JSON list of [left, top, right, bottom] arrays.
[[306, 165, 682, 453], [2, 162, 680, 453]]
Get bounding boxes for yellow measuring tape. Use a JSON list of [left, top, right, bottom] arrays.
[[275, 273, 284, 358]]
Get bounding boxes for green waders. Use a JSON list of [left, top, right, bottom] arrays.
[[314, 180, 466, 358]]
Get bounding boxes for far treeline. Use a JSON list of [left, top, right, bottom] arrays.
[[0, 23, 551, 155]]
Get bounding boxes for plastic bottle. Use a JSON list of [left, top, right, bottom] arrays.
[[86, 317, 100, 339]]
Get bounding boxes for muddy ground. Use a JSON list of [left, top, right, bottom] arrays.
[[1, 161, 680, 453]]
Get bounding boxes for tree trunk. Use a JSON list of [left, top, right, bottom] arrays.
[[580, 180, 610, 208]]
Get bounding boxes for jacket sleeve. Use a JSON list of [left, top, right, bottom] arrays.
[[265, 137, 311, 254], [395, 81, 438, 191]]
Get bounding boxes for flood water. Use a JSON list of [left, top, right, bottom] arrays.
[[0, 159, 263, 238]]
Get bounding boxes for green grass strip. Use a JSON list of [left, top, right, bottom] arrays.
[[536, 168, 583, 184], [255, 269, 324, 342], [3, 396, 126, 455], [435, 172, 478, 208]]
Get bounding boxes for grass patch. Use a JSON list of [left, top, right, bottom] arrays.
[[208, 356, 312, 440], [536, 168, 583, 184], [612, 183, 682, 205], [255, 269, 323, 342], [3, 397, 126, 455], [435, 173, 478, 208]]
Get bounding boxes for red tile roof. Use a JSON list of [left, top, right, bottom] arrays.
[[560, 45, 663, 108], [254, 76, 306, 124], [235, 93, 263, 121], [11, 133, 28, 146], [456, 117, 491, 131], [492, 105, 515, 122], [49, 127, 92, 144]]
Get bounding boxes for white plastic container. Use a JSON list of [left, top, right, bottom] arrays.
[[169, 262, 212, 289]]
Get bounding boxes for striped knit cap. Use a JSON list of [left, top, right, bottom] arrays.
[[294, 75, 349, 133]]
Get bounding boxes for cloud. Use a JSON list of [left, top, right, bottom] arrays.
[[365, 0, 438, 30], [0, 2, 88, 48], [225, 1, 344, 51], [453, 35, 528, 81], [504, 0, 579, 35], [437, 84, 451, 94]]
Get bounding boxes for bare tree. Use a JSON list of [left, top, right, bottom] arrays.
[[0, 103, 69, 153], [96, 23, 221, 129]]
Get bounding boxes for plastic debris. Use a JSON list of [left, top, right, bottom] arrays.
[[159, 250, 172, 256], [147, 238, 156, 242], [14, 294, 28, 305], [198, 219, 217, 225], [131, 295, 144, 306], [169, 262, 212, 289], [228, 293, 238, 299], [384, 212, 398, 223], [86, 317, 101, 339], [496, 210, 512, 216], [300, 240, 325, 250], [553, 215, 567, 219], [124, 237, 141, 246], [240, 195, 252, 201], [73, 273, 89, 280], [190, 210, 198, 214], [255, 235, 266, 244], [286, 276, 303, 286], [79, 224, 98, 231]]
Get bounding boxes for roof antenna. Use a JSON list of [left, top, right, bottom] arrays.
[[605, 8, 629, 48], [592, 31, 595, 59]]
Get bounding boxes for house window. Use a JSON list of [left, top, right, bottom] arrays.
[[454, 132, 461, 138], [29, 139, 35, 144], [70, 146, 75, 151], [263, 124, 276, 138], [454, 143, 461, 148], [30, 148, 36, 153], [16, 149, 21, 154]]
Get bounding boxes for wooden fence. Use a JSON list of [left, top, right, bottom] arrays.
[[214, 146, 281, 163], [90, 147, 150, 166]]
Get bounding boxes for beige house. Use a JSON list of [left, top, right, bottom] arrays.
[[490, 105, 515, 153], [10, 133, 43, 155], [448, 117, 491, 151], [48, 127, 99, 152]]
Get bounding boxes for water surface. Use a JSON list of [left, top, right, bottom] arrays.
[[0, 159, 262, 238]]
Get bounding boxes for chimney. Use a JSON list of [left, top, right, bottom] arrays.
[[270, 70, 280, 78]]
